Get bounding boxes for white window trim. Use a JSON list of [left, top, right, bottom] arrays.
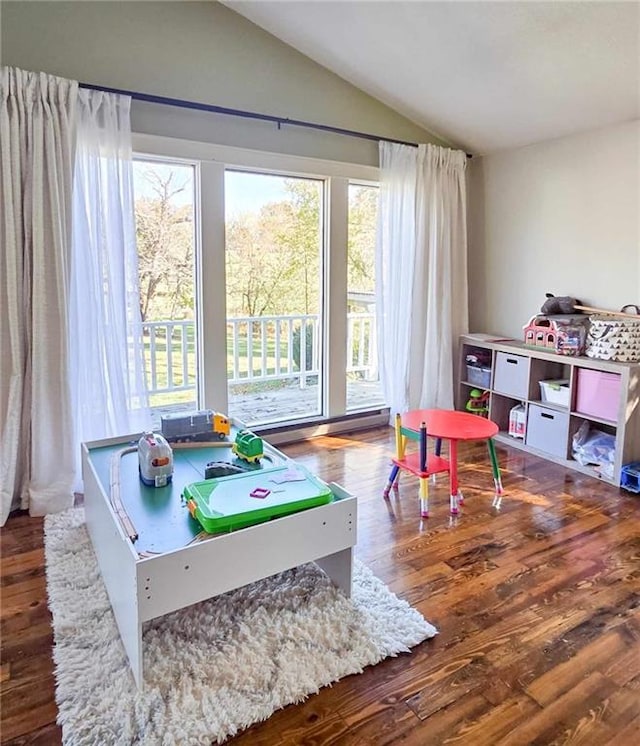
[[132, 133, 378, 182], [132, 132, 381, 426]]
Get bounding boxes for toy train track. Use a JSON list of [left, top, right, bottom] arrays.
[[109, 439, 235, 545], [110, 446, 139, 542], [109, 421, 274, 549]]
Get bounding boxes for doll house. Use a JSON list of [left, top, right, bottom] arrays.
[[523, 315, 590, 356]]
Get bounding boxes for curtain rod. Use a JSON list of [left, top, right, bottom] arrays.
[[79, 82, 471, 156]]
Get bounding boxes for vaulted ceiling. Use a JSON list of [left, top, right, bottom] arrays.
[[225, 1, 640, 155]]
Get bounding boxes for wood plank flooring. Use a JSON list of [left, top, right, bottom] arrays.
[[1, 427, 639, 744]]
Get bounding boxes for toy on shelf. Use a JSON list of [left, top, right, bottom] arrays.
[[523, 315, 589, 356], [465, 388, 490, 417], [138, 432, 173, 487], [508, 404, 526, 439], [542, 293, 640, 320], [232, 429, 264, 463], [620, 463, 640, 494], [465, 350, 492, 367], [540, 293, 583, 315], [160, 409, 230, 442]]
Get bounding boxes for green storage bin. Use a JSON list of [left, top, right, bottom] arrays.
[[183, 466, 333, 533]]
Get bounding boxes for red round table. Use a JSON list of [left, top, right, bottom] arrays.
[[383, 409, 504, 517]]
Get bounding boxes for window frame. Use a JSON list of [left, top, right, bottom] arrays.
[[132, 133, 381, 427]]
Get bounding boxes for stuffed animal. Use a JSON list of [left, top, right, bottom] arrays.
[[540, 293, 583, 315]]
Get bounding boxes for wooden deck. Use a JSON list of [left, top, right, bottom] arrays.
[[151, 378, 386, 429], [2, 429, 639, 744]]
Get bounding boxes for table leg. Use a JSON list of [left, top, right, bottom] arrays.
[[383, 464, 400, 499], [449, 439, 460, 514], [419, 476, 429, 518], [316, 547, 353, 598], [487, 438, 504, 509], [431, 437, 443, 485]]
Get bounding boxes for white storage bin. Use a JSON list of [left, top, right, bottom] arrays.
[[466, 365, 492, 388], [539, 379, 570, 408], [493, 352, 530, 400], [526, 404, 569, 458]]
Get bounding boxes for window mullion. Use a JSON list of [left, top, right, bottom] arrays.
[[199, 160, 228, 414], [325, 177, 348, 418]]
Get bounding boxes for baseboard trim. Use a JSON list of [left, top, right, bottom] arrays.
[[257, 411, 390, 446]]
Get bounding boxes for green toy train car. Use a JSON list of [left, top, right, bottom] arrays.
[[232, 429, 264, 464]]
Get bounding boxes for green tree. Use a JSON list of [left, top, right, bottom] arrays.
[[135, 169, 194, 321], [225, 178, 322, 318], [226, 203, 304, 317], [135, 171, 378, 324], [347, 185, 378, 295]]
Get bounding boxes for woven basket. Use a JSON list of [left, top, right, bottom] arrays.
[[586, 306, 640, 362]]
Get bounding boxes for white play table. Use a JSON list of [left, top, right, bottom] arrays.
[[81, 433, 356, 688]]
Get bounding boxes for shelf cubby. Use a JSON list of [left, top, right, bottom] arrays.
[[458, 334, 640, 486]]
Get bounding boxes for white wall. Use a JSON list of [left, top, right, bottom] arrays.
[[1, 0, 447, 165], [4, 1, 637, 341], [468, 120, 640, 337]]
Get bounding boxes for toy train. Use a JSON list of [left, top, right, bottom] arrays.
[[138, 432, 173, 487], [232, 429, 264, 464], [160, 409, 230, 442]]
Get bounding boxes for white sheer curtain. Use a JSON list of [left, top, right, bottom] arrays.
[[417, 145, 469, 409], [1, 68, 78, 524], [376, 141, 468, 416], [376, 142, 418, 416], [69, 88, 151, 486]]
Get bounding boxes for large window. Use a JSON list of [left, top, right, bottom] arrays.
[[133, 158, 198, 424], [225, 171, 324, 425], [132, 137, 387, 428], [346, 183, 384, 411]]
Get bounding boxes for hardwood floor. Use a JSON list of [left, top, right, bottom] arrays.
[[1, 427, 639, 744]]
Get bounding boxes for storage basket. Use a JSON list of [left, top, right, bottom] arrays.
[[466, 365, 491, 388], [586, 307, 640, 362], [575, 369, 621, 421], [539, 379, 570, 408]]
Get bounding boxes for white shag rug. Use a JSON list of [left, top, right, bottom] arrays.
[[44, 508, 436, 745]]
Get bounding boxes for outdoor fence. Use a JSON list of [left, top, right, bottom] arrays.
[[142, 312, 378, 399]]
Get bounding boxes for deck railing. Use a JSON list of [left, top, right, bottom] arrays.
[[142, 313, 378, 397]]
